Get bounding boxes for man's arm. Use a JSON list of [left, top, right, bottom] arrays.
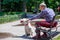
[[29, 11, 46, 20]]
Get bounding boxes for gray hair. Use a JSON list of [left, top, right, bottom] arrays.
[[40, 2, 46, 7]]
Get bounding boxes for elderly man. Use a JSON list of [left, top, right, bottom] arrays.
[[27, 3, 56, 38]]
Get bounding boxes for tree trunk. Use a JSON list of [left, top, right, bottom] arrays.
[[23, 0, 27, 12]]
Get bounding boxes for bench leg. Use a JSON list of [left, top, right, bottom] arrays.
[[50, 27, 52, 40]]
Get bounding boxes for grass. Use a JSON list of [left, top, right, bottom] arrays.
[[0, 15, 19, 24], [56, 15, 60, 19], [53, 36, 60, 40], [0, 12, 25, 24]]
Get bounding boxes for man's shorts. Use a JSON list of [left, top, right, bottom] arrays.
[[35, 20, 57, 28]]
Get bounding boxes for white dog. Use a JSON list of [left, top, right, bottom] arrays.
[[20, 18, 36, 37]]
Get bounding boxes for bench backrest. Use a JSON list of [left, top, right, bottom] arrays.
[[51, 15, 56, 23]]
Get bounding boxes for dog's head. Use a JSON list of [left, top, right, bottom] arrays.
[[20, 18, 29, 24]]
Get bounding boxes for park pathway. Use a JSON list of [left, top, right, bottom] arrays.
[[0, 20, 33, 40]]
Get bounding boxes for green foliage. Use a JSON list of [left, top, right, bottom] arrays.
[[2, 0, 23, 12], [0, 12, 23, 16], [1, 0, 60, 14], [26, 0, 42, 12], [0, 15, 19, 24], [0, 0, 60, 24], [0, 12, 29, 24], [1, 0, 60, 24]]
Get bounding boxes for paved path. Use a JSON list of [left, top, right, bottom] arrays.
[[0, 20, 33, 40], [0, 20, 60, 40]]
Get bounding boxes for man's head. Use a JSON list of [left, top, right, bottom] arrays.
[[39, 3, 46, 11]]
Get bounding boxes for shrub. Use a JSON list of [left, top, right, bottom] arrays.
[[0, 15, 19, 24]]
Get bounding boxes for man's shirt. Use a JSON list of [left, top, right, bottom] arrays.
[[29, 8, 55, 22]]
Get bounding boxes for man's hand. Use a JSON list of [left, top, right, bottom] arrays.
[[28, 20, 32, 23]]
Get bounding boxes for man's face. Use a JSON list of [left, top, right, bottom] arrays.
[[39, 5, 45, 11]]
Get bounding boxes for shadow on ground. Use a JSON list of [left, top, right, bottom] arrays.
[[52, 31, 60, 38], [13, 35, 32, 39], [0, 32, 14, 39], [12, 24, 24, 26], [13, 31, 60, 40]]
